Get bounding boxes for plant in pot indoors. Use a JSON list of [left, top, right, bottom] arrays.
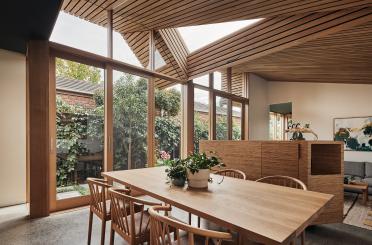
[[164, 157, 187, 187], [185, 152, 224, 189]]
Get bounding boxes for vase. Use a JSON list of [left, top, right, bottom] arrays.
[[187, 169, 210, 188], [172, 178, 186, 187]]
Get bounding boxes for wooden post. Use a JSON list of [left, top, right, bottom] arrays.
[[181, 82, 194, 157], [28, 40, 51, 218], [147, 30, 156, 167], [105, 65, 113, 172], [242, 73, 249, 140], [105, 10, 114, 172], [107, 9, 113, 59], [208, 73, 216, 140], [226, 68, 233, 140]]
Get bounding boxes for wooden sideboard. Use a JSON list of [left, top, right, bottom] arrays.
[[200, 140, 344, 224]]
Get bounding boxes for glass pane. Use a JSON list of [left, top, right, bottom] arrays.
[[216, 96, 228, 140], [55, 58, 104, 200], [213, 72, 222, 90], [155, 85, 181, 165], [193, 74, 209, 87], [232, 102, 242, 140], [194, 88, 209, 152], [113, 70, 148, 170]]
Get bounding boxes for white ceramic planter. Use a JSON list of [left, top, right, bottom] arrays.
[[187, 169, 210, 188]]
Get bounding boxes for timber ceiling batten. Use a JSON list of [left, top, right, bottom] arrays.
[[187, 7, 372, 78], [62, 0, 371, 32], [234, 21, 372, 84]]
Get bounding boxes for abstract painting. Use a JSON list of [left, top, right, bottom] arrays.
[[334, 116, 372, 151]]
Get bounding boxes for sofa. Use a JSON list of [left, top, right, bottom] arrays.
[[344, 161, 372, 195]]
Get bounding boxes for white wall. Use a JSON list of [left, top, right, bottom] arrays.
[[267, 81, 372, 162], [248, 74, 269, 140], [0, 49, 26, 207]]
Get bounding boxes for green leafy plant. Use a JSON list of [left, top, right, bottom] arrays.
[[164, 158, 187, 181], [185, 152, 224, 174]]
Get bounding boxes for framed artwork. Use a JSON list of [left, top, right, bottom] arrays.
[[334, 116, 372, 151]]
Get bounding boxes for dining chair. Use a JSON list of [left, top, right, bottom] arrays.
[[255, 175, 307, 245], [87, 178, 112, 245], [108, 187, 163, 245], [149, 205, 233, 245], [214, 169, 247, 180]]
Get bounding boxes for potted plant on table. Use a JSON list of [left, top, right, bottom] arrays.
[[185, 152, 224, 189], [163, 152, 187, 187]]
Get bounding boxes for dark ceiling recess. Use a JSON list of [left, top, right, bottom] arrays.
[[0, 0, 63, 54]]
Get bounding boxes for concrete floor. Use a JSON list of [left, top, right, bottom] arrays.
[[1, 204, 372, 245]]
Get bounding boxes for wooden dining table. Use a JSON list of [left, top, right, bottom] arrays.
[[102, 167, 334, 245]]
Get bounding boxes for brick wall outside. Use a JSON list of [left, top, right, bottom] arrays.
[[58, 91, 96, 109]]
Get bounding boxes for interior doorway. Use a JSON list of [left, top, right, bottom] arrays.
[[269, 102, 292, 140]]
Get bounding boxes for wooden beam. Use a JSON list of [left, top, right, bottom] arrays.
[[242, 73, 249, 140], [49, 42, 185, 84], [187, 7, 372, 78], [147, 30, 156, 167], [27, 40, 51, 218]]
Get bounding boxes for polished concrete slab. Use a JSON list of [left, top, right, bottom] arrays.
[[1, 204, 372, 245]]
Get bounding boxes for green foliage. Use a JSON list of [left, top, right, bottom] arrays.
[[56, 58, 102, 83], [56, 97, 103, 187], [185, 152, 224, 174], [111, 74, 148, 170], [164, 158, 187, 181], [194, 113, 209, 153], [155, 88, 181, 117], [155, 117, 181, 159]]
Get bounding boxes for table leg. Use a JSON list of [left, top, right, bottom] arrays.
[[363, 189, 368, 205]]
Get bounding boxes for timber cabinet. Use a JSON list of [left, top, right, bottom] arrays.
[[200, 140, 344, 224]]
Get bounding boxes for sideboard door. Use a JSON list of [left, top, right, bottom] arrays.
[[261, 142, 299, 178]]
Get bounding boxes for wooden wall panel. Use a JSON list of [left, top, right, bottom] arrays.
[[200, 141, 262, 180], [261, 142, 299, 178]]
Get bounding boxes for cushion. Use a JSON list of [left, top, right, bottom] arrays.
[[365, 162, 372, 177], [344, 161, 365, 178]]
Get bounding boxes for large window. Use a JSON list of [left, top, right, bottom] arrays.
[[232, 101, 242, 140], [55, 58, 104, 200], [194, 88, 209, 152], [155, 85, 181, 163], [113, 70, 148, 170], [216, 96, 228, 140]]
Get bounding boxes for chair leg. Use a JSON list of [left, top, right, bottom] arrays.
[[87, 210, 93, 245], [110, 228, 115, 245], [301, 231, 305, 245], [101, 220, 106, 245]]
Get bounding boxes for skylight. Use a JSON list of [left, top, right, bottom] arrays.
[[178, 19, 262, 53]]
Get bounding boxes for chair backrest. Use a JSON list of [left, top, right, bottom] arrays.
[[149, 205, 233, 245], [87, 178, 112, 218], [214, 169, 247, 180], [108, 188, 162, 244], [255, 175, 307, 190]]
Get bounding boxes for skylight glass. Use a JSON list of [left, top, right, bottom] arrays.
[[50, 12, 142, 68], [178, 19, 262, 53]]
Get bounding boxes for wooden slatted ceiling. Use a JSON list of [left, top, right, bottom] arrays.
[[62, 0, 371, 33], [187, 7, 372, 79], [233, 21, 372, 84]]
